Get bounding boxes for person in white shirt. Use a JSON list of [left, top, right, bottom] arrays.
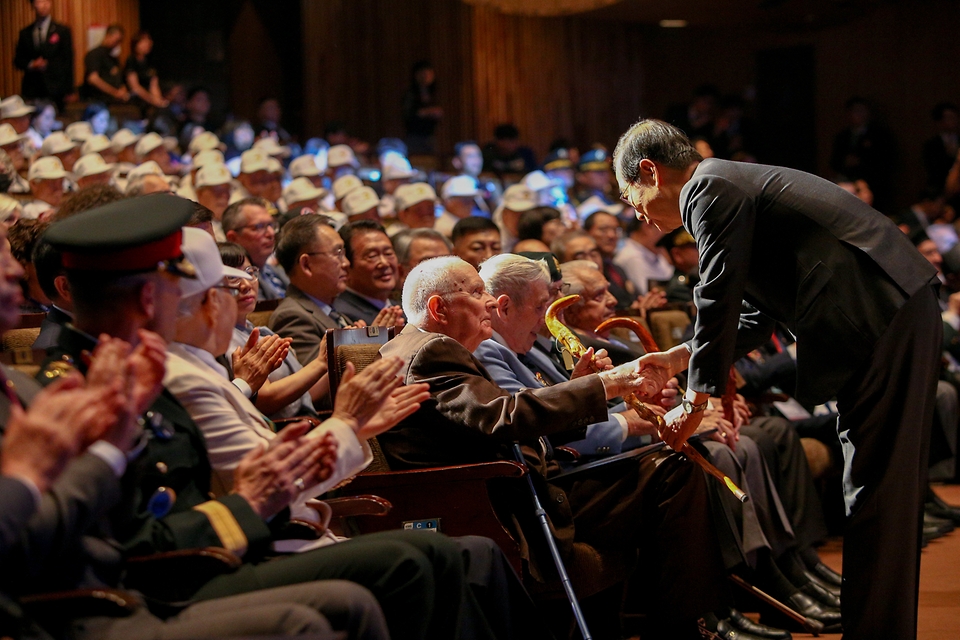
[[613, 214, 675, 295]]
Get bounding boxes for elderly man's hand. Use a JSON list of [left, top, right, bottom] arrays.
[[332, 357, 406, 436], [356, 382, 430, 441], [700, 406, 738, 450], [1, 373, 125, 493], [232, 329, 290, 393], [571, 347, 612, 379], [372, 306, 405, 329], [599, 353, 673, 401]]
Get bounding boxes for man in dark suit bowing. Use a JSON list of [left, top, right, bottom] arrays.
[[13, 0, 74, 106], [613, 119, 941, 640]]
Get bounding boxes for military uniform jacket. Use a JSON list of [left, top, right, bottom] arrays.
[[682, 158, 939, 404], [40, 325, 273, 560]]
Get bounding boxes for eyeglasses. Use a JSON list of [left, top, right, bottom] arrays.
[[619, 183, 636, 209], [571, 248, 602, 261], [240, 221, 278, 234], [214, 284, 243, 298], [304, 246, 346, 260], [243, 265, 259, 277]]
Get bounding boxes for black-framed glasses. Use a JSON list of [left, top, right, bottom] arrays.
[[240, 221, 278, 234], [304, 246, 345, 260]]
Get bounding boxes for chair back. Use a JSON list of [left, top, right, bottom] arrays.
[[326, 326, 395, 398], [646, 309, 691, 350], [2, 327, 41, 352]]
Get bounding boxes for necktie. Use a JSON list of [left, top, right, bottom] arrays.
[[261, 267, 286, 299], [34, 23, 42, 48], [327, 309, 350, 328]]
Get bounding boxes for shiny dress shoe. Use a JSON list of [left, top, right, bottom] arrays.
[[809, 561, 842, 587], [923, 512, 955, 542], [727, 609, 792, 639], [716, 618, 778, 640], [926, 501, 960, 524], [801, 580, 841, 608], [802, 569, 841, 597], [786, 591, 842, 625]]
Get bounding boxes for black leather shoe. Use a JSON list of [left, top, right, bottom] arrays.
[[802, 569, 841, 597], [801, 580, 841, 608], [786, 591, 842, 624], [727, 609, 792, 639], [926, 501, 960, 524], [716, 618, 777, 640], [810, 561, 842, 587]]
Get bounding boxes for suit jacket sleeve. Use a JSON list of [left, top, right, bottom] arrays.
[[14, 29, 34, 72], [0, 477, 36, 561], [683, 174, 757, 396], [269, 306, 323, 366], [411, 335, 607, 442]]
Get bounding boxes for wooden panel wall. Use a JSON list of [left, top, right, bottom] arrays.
[[1, 0, 139, 100], [302, 0, 649, 162]]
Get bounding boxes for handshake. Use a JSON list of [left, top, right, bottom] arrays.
[[596, 346, 688, 402]]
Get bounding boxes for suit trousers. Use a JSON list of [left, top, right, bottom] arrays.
[[73, 580, 386, 639], [836, 285, 941, 640], [190, 530, 483, 640]]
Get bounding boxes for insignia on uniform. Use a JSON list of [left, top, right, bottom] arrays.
[[42, 359, 75, 379], [147, 487, 176, 519]]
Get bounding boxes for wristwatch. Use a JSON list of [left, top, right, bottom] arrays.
[[681, 398, 710, 415]]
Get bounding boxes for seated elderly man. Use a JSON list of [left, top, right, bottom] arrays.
[[40, 195, 480, 640], [333, 220, 405, 326], [23, 157, 67, 219], [473, 253, 653, 456], [393, 228, 452, 292], [379, 255, 727, 639]]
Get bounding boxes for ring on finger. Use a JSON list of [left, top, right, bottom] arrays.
[[294, 477, 306, 492]]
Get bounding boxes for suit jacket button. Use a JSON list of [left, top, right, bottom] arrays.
[[556, 495, 564, 503]]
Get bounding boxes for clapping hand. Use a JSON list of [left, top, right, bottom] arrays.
[[232, 328, 290, 393]]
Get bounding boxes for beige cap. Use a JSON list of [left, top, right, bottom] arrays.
[[254, 137, 291, 159], [65, 121, 93, 143], [501, 184, 538, 212], [188, 130, 223, 155], [111, 128, 141, 153], [381, 153, 415, 181], [73, 153, 115, 178], [192, 149, 225, 170], [28, 156, 67, 181], [128, 161, 164, 182], [333, 174, 363, 201], [328, 144, 359, 168], [0, 96, 35, 119], [342, 186, 380, 216], [195, 162, 233, 189], [266, 157, 284, 175], [283, 177, 327, 204], [576, 195, 623, 219], [81, 134, 111, 156], [0, 195, 23, 222], [441, 175, 479, 199], [395, 182, 437, 212], [289, 154, 321, 178], [135, 132, 165, 157], [40, 132, 77, 156], [0, 124, 26, 147], [240, 149, 270, 174]]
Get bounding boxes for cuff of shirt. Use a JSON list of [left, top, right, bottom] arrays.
[[611, 412, 629, 442], [88, 440, 127, 478], [233, 378, 253, 399]]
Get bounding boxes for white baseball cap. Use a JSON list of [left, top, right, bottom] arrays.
[[128, 161, 165, 182], [192, 149, 225, 170], [333, 174, 363, 201], [0, 124, 26, 147], [179, 227, 253, 298], [240, 149, 270, 174], [0, 96, 35, 119], [73, 153, 115, 179], [28, 156, 67, 181], [328, 144, 359, 168], [135, 132, 165, 158], [501, 184, 538, 212], [381, 152, 415, 181], [253, 137, 291, 159], [266, 157, 284, 175], [64, 121, 94, 143], [195, 162, 233, 189], [283, 177, 327, 204], [394, 182, 437, 211], [0, 195, 23, 222], [576, 195, 624, 219], [342, 187, 380, 217], [523, 170, 562, 193], [188, 131, 223, 155], [40, 132, 77, 157], [81, 134, 111, 156], [441, 175, 479, 200], [289, 154, 321, 178], [111, 128, 141, 153]]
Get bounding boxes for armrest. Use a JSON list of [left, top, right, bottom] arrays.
[[312, 495, 392, 518], [21, 588, 141, 621], [348, 460, 525, 491], [272, 416, 324, 431], [554, 446, 581, 461], [124, 547, 241, 603]]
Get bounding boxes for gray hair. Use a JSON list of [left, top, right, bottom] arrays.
[[402, 255, 472, 327], [479, 253, 549, 300], [550, 230, 591, 262], [612, 119, 702, 185], [392, 228, 453, 267], [559, 259, 600, 303], [125, 174, 159, 197]]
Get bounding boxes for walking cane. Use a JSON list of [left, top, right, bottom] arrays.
[[511, 443, 592, 640]]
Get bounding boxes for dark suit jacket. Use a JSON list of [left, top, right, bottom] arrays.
[[333, 289, 388, 326], [681, 158, 938, 404], [14, 20, 74, 100], [268, 284, 344, 365], [32, 306, 70, 351], [379, 324, 607, 578]]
